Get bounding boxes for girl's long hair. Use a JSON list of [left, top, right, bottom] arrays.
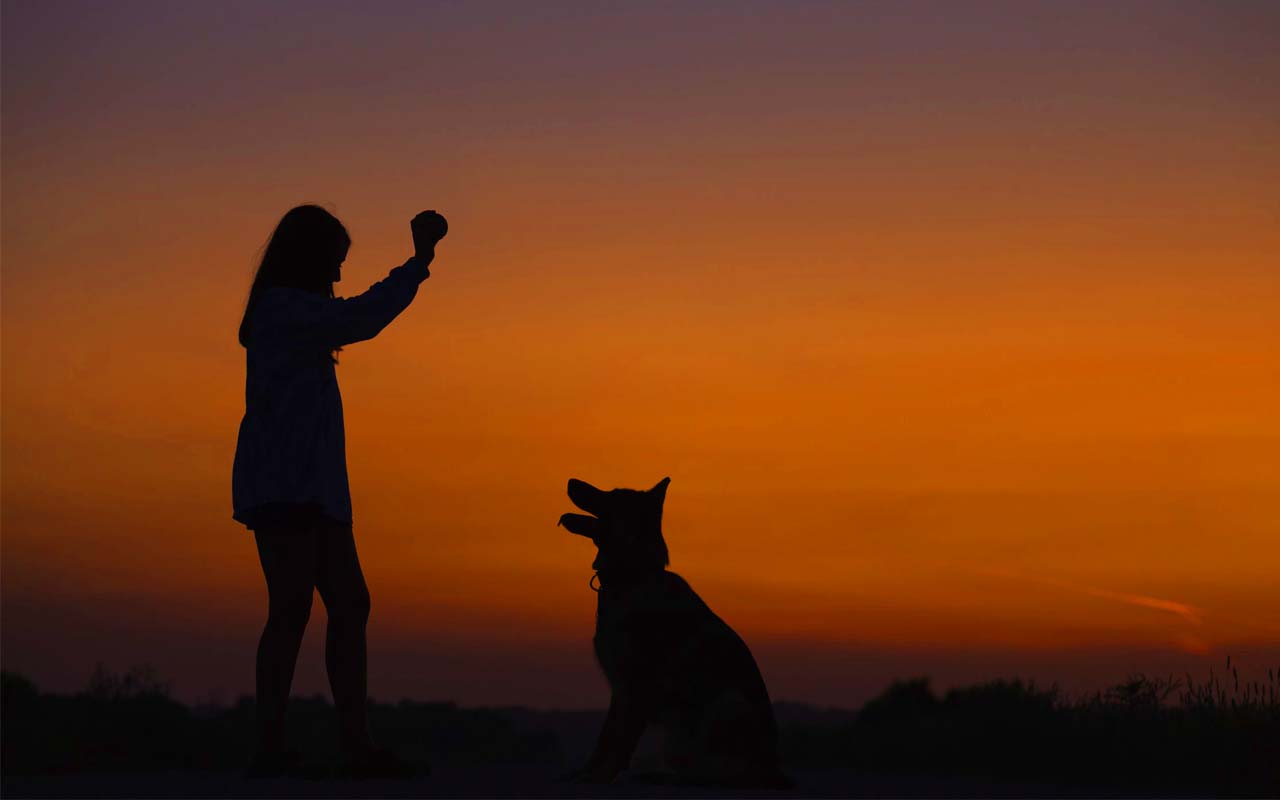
[[239, 205, 351, 363]]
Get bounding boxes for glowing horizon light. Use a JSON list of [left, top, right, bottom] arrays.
[[2, 1, 1278, 706]]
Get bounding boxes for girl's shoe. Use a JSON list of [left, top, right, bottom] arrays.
[[243, 748, 305, 779], [339, 746, 426, 780]]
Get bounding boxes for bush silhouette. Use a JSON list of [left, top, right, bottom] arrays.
[[4, 660, 1278, 793]]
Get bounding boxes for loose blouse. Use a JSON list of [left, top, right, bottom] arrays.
[[232, 257, 430, 529]]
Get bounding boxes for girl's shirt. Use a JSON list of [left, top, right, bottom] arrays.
[[232, 258, 429, 530]]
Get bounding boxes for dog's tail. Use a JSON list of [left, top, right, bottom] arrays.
[[722, 764, 794, 791], [758, 767, 796, 791]]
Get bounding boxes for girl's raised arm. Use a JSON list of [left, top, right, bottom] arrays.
[[278, 256, 432, 349]]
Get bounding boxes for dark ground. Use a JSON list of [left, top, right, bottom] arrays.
[[0, 766, 1167, 799], [3, 667, 1277, 798]]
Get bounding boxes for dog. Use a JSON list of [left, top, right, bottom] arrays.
[[558, 477, 790, 787]]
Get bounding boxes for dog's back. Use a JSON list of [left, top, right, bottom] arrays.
[[594, 570, 785, 786]]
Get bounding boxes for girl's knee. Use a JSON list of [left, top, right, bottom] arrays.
[[267, 594, 313, 636], [352, 586, 371, 624], [329, 586, 370, 627]]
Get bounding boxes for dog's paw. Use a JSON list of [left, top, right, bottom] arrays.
[[560, 766, 619, 784]]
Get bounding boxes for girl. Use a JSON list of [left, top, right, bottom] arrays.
[[232, 205, 447, 778]]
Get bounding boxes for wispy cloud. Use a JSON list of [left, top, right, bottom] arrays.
[[1069, 582, 1202, 626], [978, 567, 1203, 627]]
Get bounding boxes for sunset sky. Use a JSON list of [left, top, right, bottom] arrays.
[[3, 1, 1278, 708]]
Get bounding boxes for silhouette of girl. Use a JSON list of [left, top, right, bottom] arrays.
[[232, 205, 447, 778]]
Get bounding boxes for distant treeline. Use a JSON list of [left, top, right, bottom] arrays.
[[3, 661, 1278, 793]]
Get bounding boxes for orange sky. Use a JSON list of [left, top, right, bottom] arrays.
[[3, 1, 1278, 707]]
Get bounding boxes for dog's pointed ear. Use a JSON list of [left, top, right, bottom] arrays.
[[650, 476, 671, 504], [558, 513, 600, 539], [567, 478, 608, 515]]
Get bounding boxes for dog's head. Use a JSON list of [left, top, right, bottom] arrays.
[[559, 477, 671, 575]]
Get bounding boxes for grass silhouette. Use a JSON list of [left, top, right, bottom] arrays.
[[3, 659, 1277, 794], [778, 665, 1279, 793]]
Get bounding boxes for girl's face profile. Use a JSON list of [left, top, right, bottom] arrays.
[[331, 243, 349, 284]]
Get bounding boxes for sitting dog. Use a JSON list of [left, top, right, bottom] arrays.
[[558, 477, 790, 787]]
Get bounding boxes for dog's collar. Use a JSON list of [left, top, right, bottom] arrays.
[[590, 569, 666, 593]]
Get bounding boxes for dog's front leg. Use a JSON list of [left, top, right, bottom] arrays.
[[577, 692, 647, 783]]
